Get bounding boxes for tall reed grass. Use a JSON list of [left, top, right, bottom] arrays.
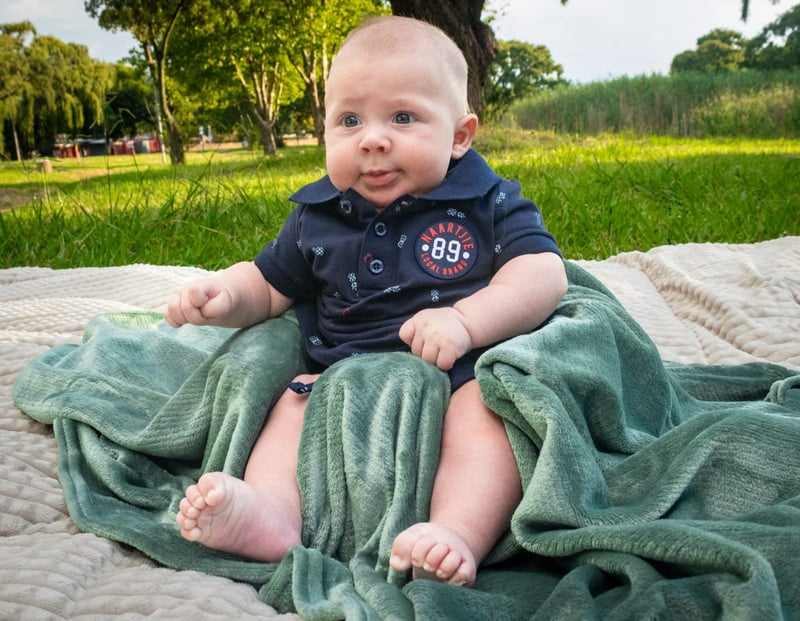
[[508, 70, 800, 138]]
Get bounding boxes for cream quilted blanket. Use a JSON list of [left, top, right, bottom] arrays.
[[1, 237, 798, 619]]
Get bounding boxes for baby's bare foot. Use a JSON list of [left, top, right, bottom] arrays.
[[389, 522, 477, 586], [176, 472, 301, 562]]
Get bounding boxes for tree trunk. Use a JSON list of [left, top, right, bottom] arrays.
[[145, 43, 185, 165], [158, 66, 184, 165], [307, 79, 326, 147], [254, 105, 277, 156], [389, 0, 496, 119], [164, 112, 185, 165], [301, 49, 325, 147], [234, 66, 277, 156], [11, 119, 22, 162]]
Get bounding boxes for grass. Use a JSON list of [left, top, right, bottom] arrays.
[[1, 130, 798, 268], [507, 70, 800, 138]]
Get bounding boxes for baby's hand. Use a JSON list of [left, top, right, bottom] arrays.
[[165, 278, 235, 327], [399, 308, 472, 371]]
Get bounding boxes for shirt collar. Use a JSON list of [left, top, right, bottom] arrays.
[[288, 148, 501, 207]]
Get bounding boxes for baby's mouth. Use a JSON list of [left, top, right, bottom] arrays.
[[362, 169, 399, 187]]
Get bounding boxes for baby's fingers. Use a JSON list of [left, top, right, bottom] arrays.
[[164, 292, 189, 327], [398, 317, 415, 346], [165, 284, 216, 326]]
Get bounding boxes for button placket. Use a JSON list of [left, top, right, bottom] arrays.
[[363, 219, 388, 275]]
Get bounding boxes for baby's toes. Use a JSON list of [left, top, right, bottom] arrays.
[[420, 542, 450, 573], [185, 484, 208, 510], [409, 535, 442, 568], [433, 549, 464, 580], [178, 496, 199, 522]]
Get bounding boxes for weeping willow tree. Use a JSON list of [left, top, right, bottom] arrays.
[[0, 21, 114, 159], [26, 36, 113, 153], [0, 22, 31, 158]]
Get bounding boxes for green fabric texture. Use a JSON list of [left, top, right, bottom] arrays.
[[12, 262, 800, 620]]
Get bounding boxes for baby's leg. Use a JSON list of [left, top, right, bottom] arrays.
[[390, 379, 521, 586], [176, 374, 319, 562]]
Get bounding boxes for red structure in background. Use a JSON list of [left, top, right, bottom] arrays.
[[55, 143, 82, 158], [54, 133, 162, 158]]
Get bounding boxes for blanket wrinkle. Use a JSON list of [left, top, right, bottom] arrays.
[[11, 260, 800, 620]]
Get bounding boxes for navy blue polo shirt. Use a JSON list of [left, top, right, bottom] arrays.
[[255, 149, 560, 381]]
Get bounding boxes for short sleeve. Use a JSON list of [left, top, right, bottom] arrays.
[[254, 206, 320, 299], [492, 179, 561, 269]]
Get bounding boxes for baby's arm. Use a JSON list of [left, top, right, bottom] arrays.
[[165, 261, 293, 329], [399, 252, 567, 371]]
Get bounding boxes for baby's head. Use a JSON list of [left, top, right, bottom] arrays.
[[324, 16, 478, 209], [329, 16, 471, 118]]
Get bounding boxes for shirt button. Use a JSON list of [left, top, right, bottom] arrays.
[[368, 258, 384, 274], [374, 222, 387, 237]]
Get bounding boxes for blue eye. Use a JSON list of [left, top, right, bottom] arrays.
[[342, 114, 360, 128], [394, 112, 413, 124]]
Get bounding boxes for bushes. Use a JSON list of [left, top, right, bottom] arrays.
[[507, 70, 800, 137], [693, 84, 800, 137]]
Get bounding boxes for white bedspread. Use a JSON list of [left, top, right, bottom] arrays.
[[1, 237, 797, 619]]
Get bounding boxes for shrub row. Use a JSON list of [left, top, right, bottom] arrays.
[[506, 70, 800, 137]]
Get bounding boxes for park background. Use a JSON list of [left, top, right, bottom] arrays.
[[1, 0, 798, 267]]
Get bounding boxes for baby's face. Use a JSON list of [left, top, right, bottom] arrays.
[[324, 51, 473, 210]]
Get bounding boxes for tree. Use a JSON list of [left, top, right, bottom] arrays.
[[85, 0, 195, 164], [104, 63, 155, 140], [225, 2, 289, 155], [0, 22, 32, 159], [671, 29, 748, 73], [671, 5, 800, 74], [174, 0, 302, 155], [746, 3, 800, 69], [1, 23, 114, 158], [483, 40, 564, 121]]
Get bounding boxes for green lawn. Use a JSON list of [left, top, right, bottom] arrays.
[[1, 129, 798, 269]]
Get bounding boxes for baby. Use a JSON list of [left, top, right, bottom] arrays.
[[167, 15, 567, 587]]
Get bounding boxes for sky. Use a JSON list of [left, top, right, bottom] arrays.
[[1, 0, 791, 83]]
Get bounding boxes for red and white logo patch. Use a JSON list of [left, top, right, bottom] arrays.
[[415, 220, 478, 279]]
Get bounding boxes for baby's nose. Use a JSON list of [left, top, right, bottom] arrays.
[[359, 125, 391, 151]]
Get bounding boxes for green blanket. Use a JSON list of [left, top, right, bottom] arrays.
[[12, 263, 800, 620]]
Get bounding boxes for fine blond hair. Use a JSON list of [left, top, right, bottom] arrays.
[[330, 15, 471, 115]]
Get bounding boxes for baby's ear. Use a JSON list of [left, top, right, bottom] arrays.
[[451, 114, 478, 159]]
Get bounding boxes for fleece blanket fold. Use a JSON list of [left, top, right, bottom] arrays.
[[11, 261, 800, 620]]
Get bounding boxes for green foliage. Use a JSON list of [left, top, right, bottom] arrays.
[[483, 39, 564, 122], [747, 4, 800, 70], [671, 29, 747, 73], [86, 0, 196, 164], [169, 0, 384, 154], [693, 84, 800, 137], [84, 0, 386, 159], [673, 4, 800, 73], [103, 63, 154, 139], [0, 23, 32, 155], [0, 23, 115, 158], [507, 70, 800, 137], [1, 135, 797, 267]]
